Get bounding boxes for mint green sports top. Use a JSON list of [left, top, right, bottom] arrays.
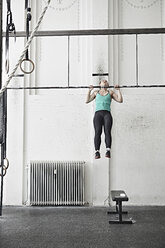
[[95, 92, 111, 112]]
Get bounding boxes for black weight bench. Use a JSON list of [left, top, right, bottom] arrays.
[[107, 190, 135, 224]]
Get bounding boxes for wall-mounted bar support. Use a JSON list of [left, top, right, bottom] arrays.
[[136, 34, 139, 86], [2, 27, 165, 38], [68, 36, 70, 87]]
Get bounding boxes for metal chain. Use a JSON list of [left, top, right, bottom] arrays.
[[0, 0, 52, 94]]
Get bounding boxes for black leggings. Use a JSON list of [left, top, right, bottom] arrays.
[[93, 110, 113, 151]]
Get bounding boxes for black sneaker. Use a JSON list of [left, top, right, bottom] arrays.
[[95, 151, 100, 159], [105, 150, 111, 158]]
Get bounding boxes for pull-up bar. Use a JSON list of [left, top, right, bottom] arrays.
[[2, 28, 165, 38], [6, 84, 165, 90]]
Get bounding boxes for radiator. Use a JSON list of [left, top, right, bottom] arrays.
[[30, 161, 85, 206]]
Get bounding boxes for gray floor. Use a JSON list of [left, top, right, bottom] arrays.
[[0, 206, 165, 248]]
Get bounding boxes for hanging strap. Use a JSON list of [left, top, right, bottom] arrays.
[[25, 6, 32, 60], [25, 0, 28, 10], [5, 0, 16, 73], [20, 0, 35, 74]]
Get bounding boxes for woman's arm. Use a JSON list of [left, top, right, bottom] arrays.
[[86, 85, 97, 103], [111, 85, 123, 103]]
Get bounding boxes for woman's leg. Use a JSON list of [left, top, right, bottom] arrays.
[[103, 111, 113, 149], [93, 111, 103, 151]]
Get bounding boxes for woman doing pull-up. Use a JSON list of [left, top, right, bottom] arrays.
[[86, 79, 123, 159]]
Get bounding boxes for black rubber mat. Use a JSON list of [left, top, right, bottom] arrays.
[[0, 206, 165, 248]]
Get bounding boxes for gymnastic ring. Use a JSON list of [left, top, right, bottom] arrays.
[[20, 58, 35, 74], [0, 166, 7, 177], [3, 158, 9, 170]]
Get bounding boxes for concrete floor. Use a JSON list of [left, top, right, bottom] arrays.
[[0, 206, 165, 248]]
